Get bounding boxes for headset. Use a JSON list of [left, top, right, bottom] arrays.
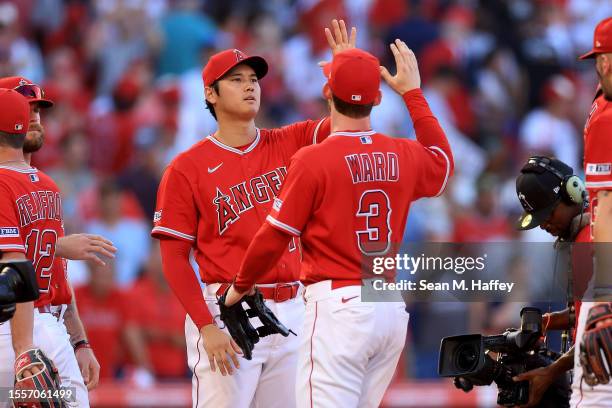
[[522, 156, 587, 205]]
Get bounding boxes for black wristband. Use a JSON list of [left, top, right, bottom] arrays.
[[72, 339, 90, 350]]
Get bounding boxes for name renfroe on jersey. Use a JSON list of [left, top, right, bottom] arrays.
[[214, 166, 287, 235], [345, 152, 399, 184], [15, 191, 63, 227]]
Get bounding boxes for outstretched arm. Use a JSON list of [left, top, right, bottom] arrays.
[[381, 39, 454, 197], [56, 234, 117, 266], [225, 224, 293, 306]]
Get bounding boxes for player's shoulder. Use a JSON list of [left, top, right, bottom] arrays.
[[166, 137, 216, 172], [373, 132, 416, 150], [0, 166, 57, 189]]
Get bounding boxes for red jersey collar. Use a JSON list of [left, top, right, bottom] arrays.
[[0, 164, 38, 173], [206, 128, 261, 155], [329, 129, 375, 138]]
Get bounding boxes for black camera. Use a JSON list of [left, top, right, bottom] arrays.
[[0, 261, 40, 323], [438, 307, 570, 407]]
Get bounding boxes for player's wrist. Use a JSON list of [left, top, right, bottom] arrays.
[[72, 339, 91, 352]]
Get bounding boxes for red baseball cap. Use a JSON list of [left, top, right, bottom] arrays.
[[202, 49, 268, 87], [324, 49, 381, 105], [579, 17, 612, 60], [0, 76, 54, 108], [0, 89, 30, 134]]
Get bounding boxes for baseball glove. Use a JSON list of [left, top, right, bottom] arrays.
[[580, 303, 612, 386], [12, 348, 65, 407], [218, 287, 295, 360]]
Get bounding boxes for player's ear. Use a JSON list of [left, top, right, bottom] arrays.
[[204, 86, 217, 104], [373, 90, 382, 106], [322, 83, 332, 100]]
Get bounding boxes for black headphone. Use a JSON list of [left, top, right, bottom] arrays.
[[522, 157, 587, 205]]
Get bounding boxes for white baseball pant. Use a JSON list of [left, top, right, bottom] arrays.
[[570, 301, 612, 408], [185, 283, 304, 408], [0, 306, 89, 408], [297, 280, 409, 408]]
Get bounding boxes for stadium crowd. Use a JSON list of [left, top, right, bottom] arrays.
[[1, 0, 608, 383]]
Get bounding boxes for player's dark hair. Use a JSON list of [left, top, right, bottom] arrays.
[[205, 81, 220, 121], [331, 94, 374, 119], [0, 130, 25, 149]]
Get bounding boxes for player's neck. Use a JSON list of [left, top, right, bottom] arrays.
[[23, 152, 32, 165], [330, 110, 372, 133], [214, 119, 257, 147], [0, 148, 28, 168]]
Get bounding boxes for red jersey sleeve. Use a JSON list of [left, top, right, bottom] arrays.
[[266, 156, 319, 236], [0, 182, 25, 254], [151, 164, 197, 243], [584, 118, 612, 193], [403, 89, 453, 199]]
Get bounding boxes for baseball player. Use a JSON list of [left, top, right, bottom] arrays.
[[0, 89, 75, 406], [570, 16, 612, 408], [511, 156, 590, 407], [226, 42, 454, 407], [0, 77, 113, 407], [152, 19, 357, 408]]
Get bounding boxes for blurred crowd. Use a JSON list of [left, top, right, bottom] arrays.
[[1, 0, 608, 382]]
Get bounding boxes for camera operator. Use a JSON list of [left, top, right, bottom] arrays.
[[513, 156, 590, 407]]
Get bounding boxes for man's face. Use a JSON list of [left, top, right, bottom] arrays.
[[539, 201, 574, 237], [596, 54, 612, 101], [23, 102, 43, 153], [207, 64, 261, 120]]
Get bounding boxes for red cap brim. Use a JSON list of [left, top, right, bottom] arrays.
[[578, 49, 597, 60], [30, 98, 54, 108]]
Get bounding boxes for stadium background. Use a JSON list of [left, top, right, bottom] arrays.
[[1, 0, 608, 406]]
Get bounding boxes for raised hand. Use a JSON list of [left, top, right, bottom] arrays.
[[380, 39, 421, 95], [324, 19, 357, 56]]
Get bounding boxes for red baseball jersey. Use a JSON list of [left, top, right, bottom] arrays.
[[265, 127, 452, 284], [0, 165, 70, 306], [152, 119, 329, 284], [583, 93, 612, 234]]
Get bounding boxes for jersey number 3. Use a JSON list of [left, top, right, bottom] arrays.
[[356, 190, 392, 255], [25, 229, 58, 293]]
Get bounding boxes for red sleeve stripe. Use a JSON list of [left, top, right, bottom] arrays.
[[266, 215, 301, 236], [427, 146, 451, 196], [0, 244, 25, 252], [586, 181, 612, 189], [313, 118, 325, 145], [151, 226, 195, 242]]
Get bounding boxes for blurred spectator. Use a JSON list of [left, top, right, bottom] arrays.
[[117, 127, 164, 220], [519, 74, 580, 169], [86, 0, 161, 95], [124, 243, 187, 380], [475, 48, 526, 142], [157, 0, 217, 76], [453, 172, 513, 242], [89, 76, 140, 175], [0, 2, 44, 81], [74, 260, 127, 380], [85, 180, 150, 287], [47, 131, 95, 234]]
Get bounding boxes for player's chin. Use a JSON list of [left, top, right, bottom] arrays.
[[236, 104, 259, 119], [23, 133, 44, 153]]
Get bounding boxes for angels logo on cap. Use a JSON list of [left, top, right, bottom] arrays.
[[233, 49, 245, 62]]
